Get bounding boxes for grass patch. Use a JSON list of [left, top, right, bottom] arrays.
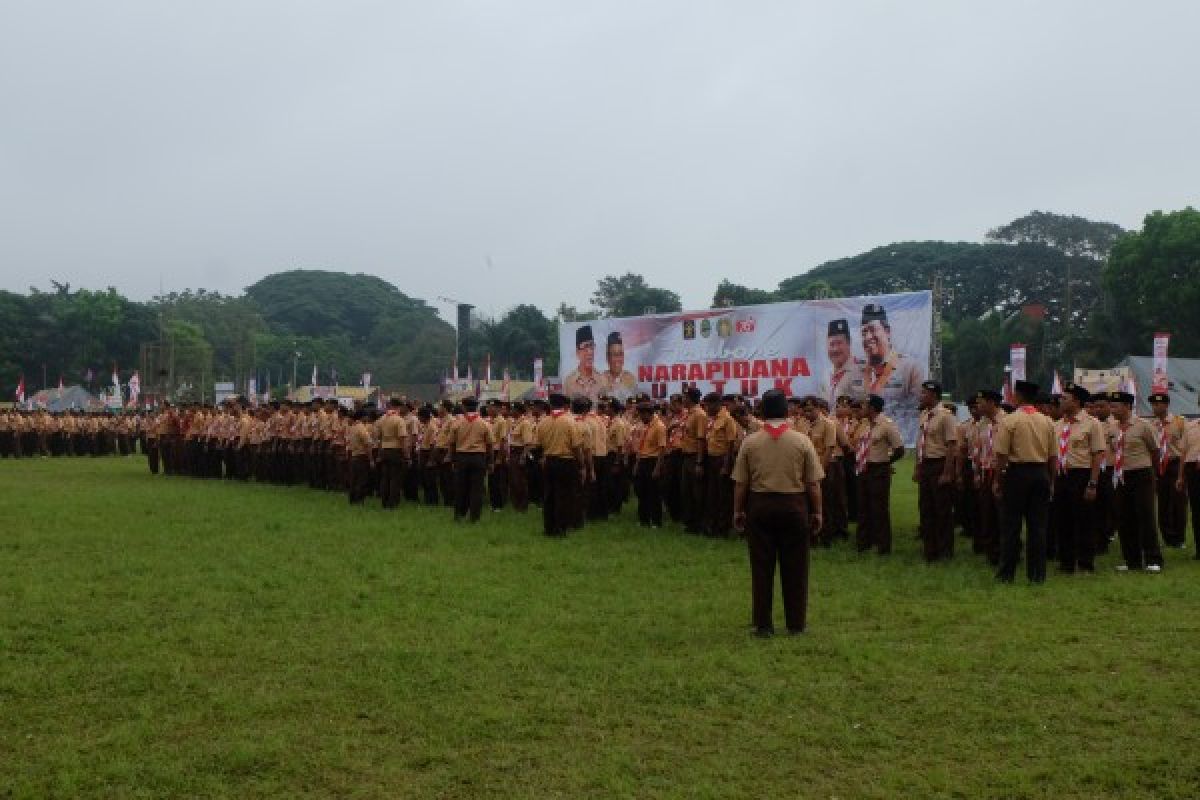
[[2, 456, 1199, 798]]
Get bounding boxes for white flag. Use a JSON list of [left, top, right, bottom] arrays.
[[311, 363, 318, 387]]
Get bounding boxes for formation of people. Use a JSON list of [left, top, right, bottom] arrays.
[[6, 379, 1197, 593], [0, 409, 143, 458]]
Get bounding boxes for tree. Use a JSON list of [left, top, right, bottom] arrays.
[[1103, 208, 1200, 357], [475, 304, 556, 378], [987, 211, 1126, 260], [711, 279, 776, 308], [590, 273, 682, 318]]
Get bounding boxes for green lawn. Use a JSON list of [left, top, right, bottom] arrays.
[[2, 456, 1199, 799]]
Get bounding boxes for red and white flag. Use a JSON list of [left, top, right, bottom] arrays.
[[127, 371, 141, 407], [1152, 332, 1170, 393], [501, 368, 511, 401], [485, 354, 492, 387], [1050, 371, 1062, 396], [15, 375, 25, 405]]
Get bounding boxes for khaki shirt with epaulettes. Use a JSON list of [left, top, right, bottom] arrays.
[[864, 415, 904, 463], [804, 414, 838, 464], [1107, 416, 1158, 471], [1152, 414, 1187, 461], [539, 411, 583, 458], [1053, 411, 1106, 470], [994, 407, 1055, 464], [918, 405, 957, 461], [706, 408, 740, 458]]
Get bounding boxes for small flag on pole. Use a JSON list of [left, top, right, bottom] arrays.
[[15, 375, 25, 405], [311, 363, 318, 388]]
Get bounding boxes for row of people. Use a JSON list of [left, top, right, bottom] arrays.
[[0, 410, 143, 458]]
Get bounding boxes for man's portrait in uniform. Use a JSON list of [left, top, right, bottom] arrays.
[[563, 324, 607, 400], [860, 303, 924, 424], [820, 318, 865, 405], [603, 331, 637, 401]]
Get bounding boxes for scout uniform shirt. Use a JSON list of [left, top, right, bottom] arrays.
[[1107, 415, 1158, 471], [1181, 419, 1200, 465], [347, 421, 372, 457], [731, 421, 825, 494], [584, 412, 608, 458], [680, 405, 708, 459], [375, 410, 410, 451], [538, 410, 584, 459], [563, 368, 607, 401], [637, 414, 667, 459], [864, 414, 904, 464], [804, 414, 839, 466], [1152, 413, 1187, 463], [1053, 410, 1106, 471], [993, 406, 1056, 464], [706, 407, 740, 464], [607, 413, 630, 456], [917, 405, 957, 463], [453, 412, 495, 453]]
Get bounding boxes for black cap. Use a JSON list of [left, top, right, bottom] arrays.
[[1148, 392, 1170, 404], [761, 389, 788, 419], [921, 380, 942, 395], [1063, 383, 1090, 403], [1013, 380, 1039, 398], [702, 392, 721, 404], [607, 331, 622, 347], [576, 326, 594, 348], [861, 304, 888, 325], [828, 318, 850, 338], [548, 392, 569, 409], [1112, 391, 1135, 406], [975, 389, 1003, 404], [867, 394, 885, 411], [683, 387, 702, 403]]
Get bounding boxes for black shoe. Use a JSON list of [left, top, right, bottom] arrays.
[[752, 627, 774, 638], [995, 572, 1014, 584], [786, 628, 805, 636]]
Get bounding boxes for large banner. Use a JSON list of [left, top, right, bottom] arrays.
[[559, 291, 931, 442]]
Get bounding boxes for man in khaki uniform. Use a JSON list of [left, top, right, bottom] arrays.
[[703, 392, 740, 538], [1149, 392, 1188, 548], [854, 395, 905, 554], [632, 400, 667, 527], [346, 410, 375, 504], [972, 390, 1006, 564], [801, 397, 839, 546], [679, 387, 708, 534], [374, 396, 411, 509], [1109, 391, 1163, 572], [993, 380, 1056, 584], [1050, 383, 1106, 573], [508, 402, 534, 512], [449, 396, 494, 523], [732, 389, 824, 637], [860, 304, 924, 435], [487, 400, 510, 511], [915, 381, 958, 562], [538, 393, 586, 537], [563, 325, 607, 401], [1177, 407, 1200, 561], [819, 319, 866, 407], [435, 401, 457, 508]]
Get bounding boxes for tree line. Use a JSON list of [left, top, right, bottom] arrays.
[[2, 209, 1196, 400]]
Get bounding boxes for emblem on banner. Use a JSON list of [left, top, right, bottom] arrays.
[[717, 318, 732, 338], [682, 319, 696, 340], [736, 317, 756, 334], [700, 318, 712, 338]]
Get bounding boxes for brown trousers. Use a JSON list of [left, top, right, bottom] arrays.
[[976, 470, 1002, 564], [1116, 467, 1162, 569], [1156, 459, 1187, 547], [918, 458, 955, 561], [509, 448, 529, 511], [821, 457, 848, 542], [856, 463, 893, 554], [543, 457, 578, 536], [705, 454, 733, 537], [348, 455, 372, 504], [378, 448, 407, 508], [746, 492, 811, 633]]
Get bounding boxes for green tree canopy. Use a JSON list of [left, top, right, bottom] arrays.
[[591, 273, 682, 318]]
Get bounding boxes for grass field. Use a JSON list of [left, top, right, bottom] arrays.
[[3, 456, 1200, 799]]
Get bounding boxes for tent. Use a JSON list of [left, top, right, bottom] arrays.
[[1118, 356, 1200, 417]]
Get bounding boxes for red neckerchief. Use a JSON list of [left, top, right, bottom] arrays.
[[1019, 405, 1037, 414], [464, 413, 479, 423], [763, 421, 789, 440], [549, 409, 566, 418]]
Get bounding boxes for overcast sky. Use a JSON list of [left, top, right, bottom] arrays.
[[2, 1, 1198, 323]]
